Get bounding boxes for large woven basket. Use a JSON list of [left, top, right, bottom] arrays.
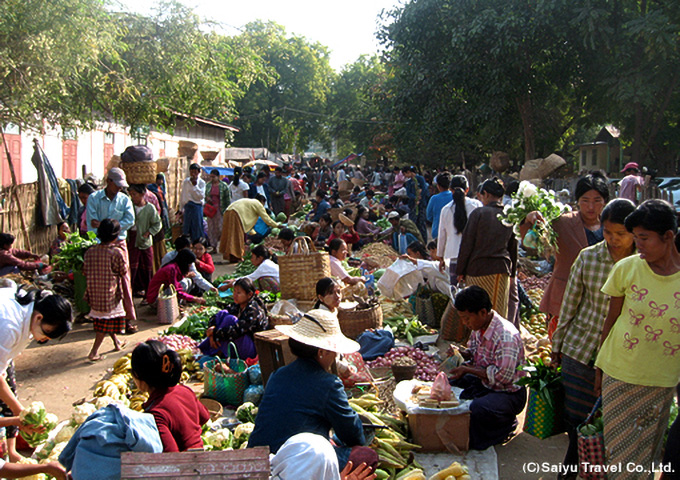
[[337, 302, 383, 339], [121, 161, 157, 184], [279, 237, 331, 302]]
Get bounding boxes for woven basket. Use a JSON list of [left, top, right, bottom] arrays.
[[337, 302, 383, 339], [279, 237, 331, 302], [392, 364, 417, 383], [199, 397, 224, 421], [121, 161, 157, 184]]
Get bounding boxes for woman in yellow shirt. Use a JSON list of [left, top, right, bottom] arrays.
[[595, 199, 680, 479]]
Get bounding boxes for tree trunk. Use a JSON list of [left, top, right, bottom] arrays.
[[630, 101, 644, 165], [516, 95, 536, 161]]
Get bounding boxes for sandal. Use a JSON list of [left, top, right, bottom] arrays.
[[125, 323, 139, 335], [88, 355, 106, 363], [114, 341, 128, 351]]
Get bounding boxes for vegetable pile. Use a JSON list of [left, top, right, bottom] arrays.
[[367, 346, 440, 382], [19, 402, 59, 448], [383, 316, 434, 345], [164, 306, 220, 340], [52, 231, 98, 272], [348, 393, 424, 479]]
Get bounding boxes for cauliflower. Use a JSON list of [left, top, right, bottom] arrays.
[[235, 402, 258, 424], [72, 403, 96, 425], [202, 428, 233, 451], [17, 457, 48, 479], [19, 402, 59, 448], [94, 396, 116, 409], [46, 441, 67, 461], [19, 401, 46, 424], [54, 424, 76, 444], [233, 422, 255, 448]]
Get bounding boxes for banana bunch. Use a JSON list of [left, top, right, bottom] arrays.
[[184, 358, 201, 374], [112, 355, 132, 375], [380, 299, 414, 318], [128, 393, 149, 412], [180, 371, 191, 384], [108, 374, 132, 395], [93, 380, 122, 400], [177, 348, 195, 366]]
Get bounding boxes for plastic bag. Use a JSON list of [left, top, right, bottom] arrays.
[[243, 385, 265, 405], [430, 371, 452, 401], [376, 259, 424, 299], [248, 364, 263, 385]]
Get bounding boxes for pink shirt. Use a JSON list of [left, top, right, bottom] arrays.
[[618, 174, 643, 202], [467, 312, 526, 392]]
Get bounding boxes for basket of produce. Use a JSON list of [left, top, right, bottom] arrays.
[[278, 236, 331, 302], [337, 297, 383, 339], [391, 357, 417, 383], [199, 397, 224, 421]]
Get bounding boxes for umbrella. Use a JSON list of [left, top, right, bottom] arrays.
[[244, 159, 280, 168]]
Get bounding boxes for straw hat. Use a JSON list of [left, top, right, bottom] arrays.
[[276, 309, 359, 354]]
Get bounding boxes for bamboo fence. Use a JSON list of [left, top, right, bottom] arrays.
[[0, 182, 56, 255]]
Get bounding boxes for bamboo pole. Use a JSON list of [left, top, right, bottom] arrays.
[[0, 126, 32, 251]]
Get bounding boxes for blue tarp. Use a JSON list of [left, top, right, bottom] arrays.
[[202, 167, 235, 177]]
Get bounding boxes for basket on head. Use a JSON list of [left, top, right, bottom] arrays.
[[121, 161, 157, 184]]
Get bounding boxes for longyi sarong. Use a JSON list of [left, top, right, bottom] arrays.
[[219, 209, 246, 263], [601, 374, 674, 479], [465, 273, 510, 318]]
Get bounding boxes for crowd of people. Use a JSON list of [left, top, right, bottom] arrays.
[[0, 148, 678, 479]]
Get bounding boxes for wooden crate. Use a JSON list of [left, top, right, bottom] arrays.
[[121, 447, 270, 479], [254, 330, 295, 386]]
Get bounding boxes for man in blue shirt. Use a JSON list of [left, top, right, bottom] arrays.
[[426, 172, 452, 239], [404, 166, 429, 242], [86, 167, 137, 333], [311, 190, 331, 223]]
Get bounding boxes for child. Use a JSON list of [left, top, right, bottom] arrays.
[[192, 237, 214, 282], [327, 221, 359, 249], [49, 222, 70, 258], [128, 184, 162, 298], [83, 219, 127, 362], [427, 240, 440, 262], [131, 340, 210, 452], [0, 233, 48, 276]]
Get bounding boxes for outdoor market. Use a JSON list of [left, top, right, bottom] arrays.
[[0, 141, 677, 480]]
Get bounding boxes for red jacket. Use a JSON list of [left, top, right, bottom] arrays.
[[195, 252, 215, 275], [144, 384, 210, 452], [146, 263, 198, 304]]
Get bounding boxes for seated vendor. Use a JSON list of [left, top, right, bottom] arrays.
[[313, 277, 343, 314], [315, 214, 333, 246], [147, 249, 206, 306], [131, 340, 210, 452], [328, 239, 366, 287], [192, 237, 215, 282], [0, 233, 49, 276], [205, 278, 268, 360], [328, 221, 359, 250], [448, 286, 527, 450], [218, 245, 279, 293], [248, 309, 378, 473], [386, 211, 423, 255]]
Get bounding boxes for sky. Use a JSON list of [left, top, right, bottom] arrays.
[[115, 0, 404, 71]]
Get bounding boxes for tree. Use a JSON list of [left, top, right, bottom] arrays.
[[101, 1, 270, 132], [380, 0, 590, 165], [327, 55, 390, 159], [232, 21, 334, 153], [573, 0, 680, 171], [0, 0, 119, 129]]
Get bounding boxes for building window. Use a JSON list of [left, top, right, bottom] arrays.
[[62, 127, 77, 140], [132, 126, 149, 145], [591, 148, 598, 166], [580, 150, 586, 166], [104, 132, 114, 144], [3, 123, 20, 135]]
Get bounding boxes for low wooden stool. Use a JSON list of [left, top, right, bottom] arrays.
[[121, 446, 270, 479]]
